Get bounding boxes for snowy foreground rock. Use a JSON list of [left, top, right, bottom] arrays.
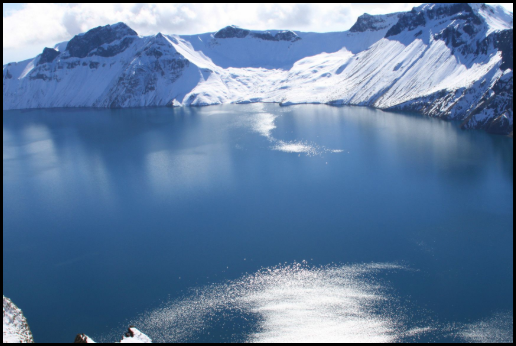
[[118, 327, 152, 344], [3, 296, 34, 343], [4, 295, 151, 343], [74, 327, 152, 343], [3, 3, 514, 134]]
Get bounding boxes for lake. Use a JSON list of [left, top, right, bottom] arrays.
[[3, 104, 513, 343]]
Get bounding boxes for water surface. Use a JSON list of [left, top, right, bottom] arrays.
[[3, 104, 513, 342]]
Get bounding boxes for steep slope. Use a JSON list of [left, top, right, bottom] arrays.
[[380, 3, 514, 133], [2, 3, 513, 134], [3, 296, 34, 343], [273, 3, 513, 133]]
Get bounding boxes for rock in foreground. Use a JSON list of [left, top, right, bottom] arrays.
[[3, 296, 34, 343]]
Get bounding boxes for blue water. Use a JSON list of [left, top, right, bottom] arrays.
[[3, 104, 513, 343]]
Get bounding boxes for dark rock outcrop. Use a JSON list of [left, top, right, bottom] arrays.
[[251, 30, 300, 42], [89, 36, 136, 58], [434, 26, 468, 48], [426, 3, 480, 22], [74, 334, 90, 343], [470, 71, 513, 134], [4, 69, 13, 79], [272, 30, 300, 42], [37, 48, 60, 65], [493, 29, 513, 71], [476, 29, 513, 70], [350, 13, 399, 33], [106, 53, 189, 108], [386, 9, 426, 37], [66, 23, 137, 58], [387, 68, 513, 136], [29, 73, 51, 81], [214, 26, 250, 39], [214, 26, 300, 42], [386, 3, 482, 38]]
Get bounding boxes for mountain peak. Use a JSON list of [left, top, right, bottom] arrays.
[[411, 3, 512, 30], [349, 12, 401, 33], [65, 22, 137, 58], [385, 3, 512, 39], [385, 3, 479, 38]]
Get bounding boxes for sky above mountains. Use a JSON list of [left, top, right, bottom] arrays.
[[3, 3, 514, 65]]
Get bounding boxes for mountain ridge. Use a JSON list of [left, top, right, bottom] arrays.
[[3, 3, 513, 134]]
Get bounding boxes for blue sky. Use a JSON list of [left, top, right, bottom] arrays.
[[3, 3, 514, 65], [3, 3, 24, 16]]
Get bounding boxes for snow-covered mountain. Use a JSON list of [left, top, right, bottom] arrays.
[[3, 296, 34, 343], [3, 3, 513, 134]]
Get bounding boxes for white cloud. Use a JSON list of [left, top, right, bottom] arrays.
[[2, 3, 513, 64], [1, 3, 419, 51]]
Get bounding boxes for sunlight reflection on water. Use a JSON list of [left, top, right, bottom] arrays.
[[128, 263, 421, 343], [247, 109, 343, 156], [120, 262, 513, 343]]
